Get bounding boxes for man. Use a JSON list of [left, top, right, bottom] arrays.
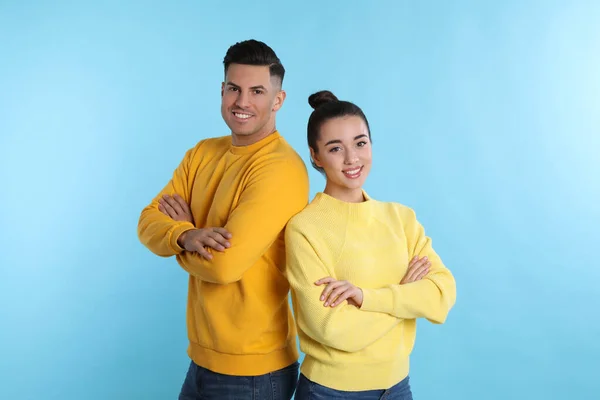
[[137, 39, 309, 400]]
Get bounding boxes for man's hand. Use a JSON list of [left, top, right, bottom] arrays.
[[400, 255, 430, 284], [177, 228, 232, 260], [158, 194, 193, 223], [315, 277, 364, 308]]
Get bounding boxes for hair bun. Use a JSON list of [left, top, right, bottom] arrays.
[[308, 90, 338, 110]]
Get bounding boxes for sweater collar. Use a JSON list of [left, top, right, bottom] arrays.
[[229, 131, 282, 155], [314, 190, 374, 212]]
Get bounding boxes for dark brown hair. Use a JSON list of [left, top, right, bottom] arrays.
[[223, 39, 285, 85]]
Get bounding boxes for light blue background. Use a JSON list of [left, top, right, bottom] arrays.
[[1, 1, 599, 399]]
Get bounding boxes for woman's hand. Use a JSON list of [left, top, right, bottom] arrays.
[[400, 255, 430, 284], [315, 277, 363, 308]]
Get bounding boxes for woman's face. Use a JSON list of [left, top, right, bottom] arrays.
[[311, 115, 372, 201]]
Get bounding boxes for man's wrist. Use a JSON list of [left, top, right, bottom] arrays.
[[177, 229, 192, 248]]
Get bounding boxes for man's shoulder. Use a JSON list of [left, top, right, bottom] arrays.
[[195, 135, 231, 151], [252, 136, 308, 173], [183, 135, 231, 161]]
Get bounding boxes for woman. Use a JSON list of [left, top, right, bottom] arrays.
[[284, 91, 457, 399]]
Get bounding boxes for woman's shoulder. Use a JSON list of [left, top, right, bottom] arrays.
[[287, 199, 325, 233], [369, 197, 418, 223]]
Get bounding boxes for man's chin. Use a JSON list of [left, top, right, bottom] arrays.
[[231, 130, 255, 137], [225, 121, 254, 135]]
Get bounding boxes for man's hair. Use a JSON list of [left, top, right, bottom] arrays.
[[223, 39, 285, 85]]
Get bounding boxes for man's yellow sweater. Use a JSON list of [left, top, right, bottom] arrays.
[[284, 192, 456, 391], [138, 132, 309, 376]]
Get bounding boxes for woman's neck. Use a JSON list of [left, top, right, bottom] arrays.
[[323, 182, 365, 203]]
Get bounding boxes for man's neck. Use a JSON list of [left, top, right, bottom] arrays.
[[231, 126, 277, 147]]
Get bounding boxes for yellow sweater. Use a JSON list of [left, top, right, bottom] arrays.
[[138, 132, 309, 376], [284, 192, 456, 391]]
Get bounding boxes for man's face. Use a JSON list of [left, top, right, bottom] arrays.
[[221, 63, 285, 145]]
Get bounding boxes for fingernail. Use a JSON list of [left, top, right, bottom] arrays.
[[324, 302, 328, 307], [320, 296, 324, 300], [423, 256, 428, 261], [225, 242, 230, 247]]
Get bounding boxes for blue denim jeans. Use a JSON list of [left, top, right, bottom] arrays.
[[295, 374, 413, 400], [178, 360, 299, 400]]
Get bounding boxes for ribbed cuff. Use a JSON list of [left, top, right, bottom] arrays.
[[169, 223, 196, 253]]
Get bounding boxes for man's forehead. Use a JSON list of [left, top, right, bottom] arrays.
[[226, 64, 269, 77], [225, 64, 278, 87]]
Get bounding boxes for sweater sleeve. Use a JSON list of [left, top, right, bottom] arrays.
[[137, 146, 197, 257], [176, 157, 309, 284], [285, 224, 401, 353], [361, 206, 456, 324]]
